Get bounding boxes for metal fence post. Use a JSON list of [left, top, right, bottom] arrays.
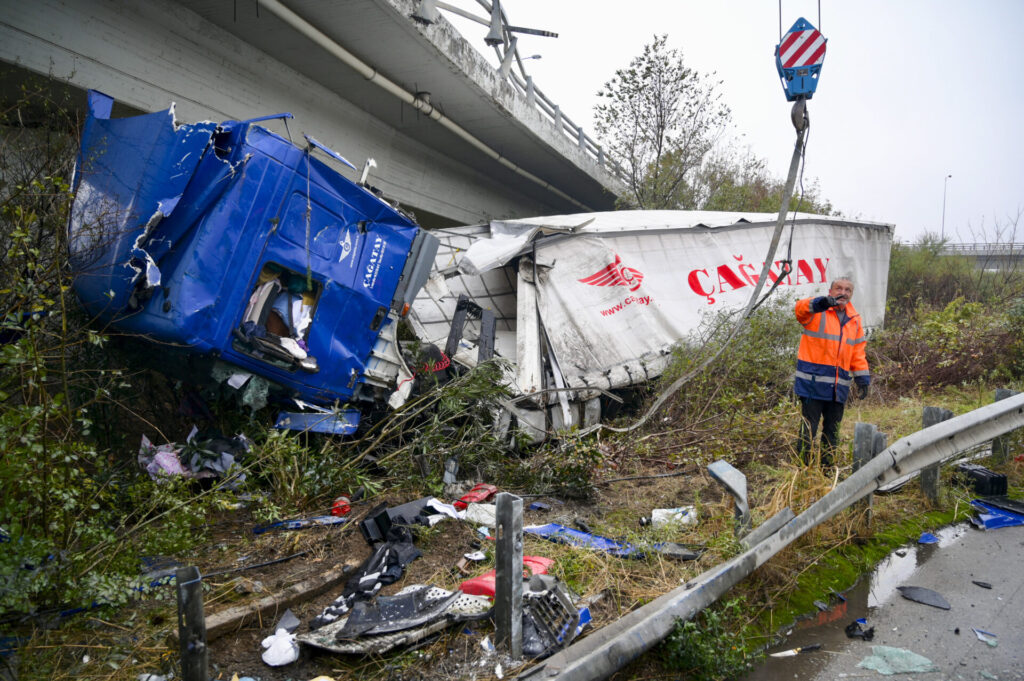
[[853, 422, 878, 527], [992, 388, 1020, 464], [495, 492, 523, 659], [176, 566, 208, 681], [921, 407, 953, 504]]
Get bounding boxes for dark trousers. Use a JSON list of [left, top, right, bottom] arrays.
[[799, 397, 845, 466]]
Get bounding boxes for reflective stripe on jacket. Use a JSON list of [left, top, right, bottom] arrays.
[[794, 297, 870, 403]]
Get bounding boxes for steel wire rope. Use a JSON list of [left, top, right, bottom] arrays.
[[751, 114, 811, 312], [582, 103, 811, 436]]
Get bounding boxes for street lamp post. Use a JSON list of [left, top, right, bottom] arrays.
[[941, 174, 952, 240]]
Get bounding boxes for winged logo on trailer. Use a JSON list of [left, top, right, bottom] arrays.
[[578, 255, 644, 292]]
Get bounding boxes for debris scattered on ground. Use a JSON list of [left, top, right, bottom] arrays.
[[252, 515, 348, 534], [310, 526, 421, 629], [453, 483, 498, 510], [897, 586, 951, 610], [972, 580, 993, 589], [331, 496, 351, 517], [955, 464, 1008, 496], [917, 532, 939, 544], [138, 432, 250, 486], [972, 627, 998, 647], [970, 499, 1024, 530], [769, 643, 822, 657], [856, 645, 938, 674], [298, 586, 491, 655], [460, 556, 554, 599], [845, 619, 875, 640], [260, 608, 300, 666], [640, 505, 698, 528], [525, 523, 640, 558]]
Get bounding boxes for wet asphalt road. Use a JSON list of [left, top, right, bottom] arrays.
[[742, 523, 1024, 681]]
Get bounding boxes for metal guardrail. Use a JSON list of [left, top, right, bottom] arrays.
[[521, 391, 1024, 681]]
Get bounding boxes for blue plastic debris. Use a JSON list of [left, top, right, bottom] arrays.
[[524, 523, 640, 558], [253, 515, 348, 535], [274, 408, 360, 435], [69, 90, 439, 419], [970, 500, 1024, 530], [918, 532, 939, 544]]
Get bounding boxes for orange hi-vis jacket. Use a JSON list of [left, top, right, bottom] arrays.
[[794, 296, 870, 403]]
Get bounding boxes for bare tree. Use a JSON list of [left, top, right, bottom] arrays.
[[594, 35, 731, 209]]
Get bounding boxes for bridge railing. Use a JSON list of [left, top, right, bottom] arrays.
[[426, 0, 628, 183], [940, 242, 1024, 255]]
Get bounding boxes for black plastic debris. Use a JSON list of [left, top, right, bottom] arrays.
[[310, 526, 422, 630], [897, 586, 951, 610], [980, 495, 1024, 516], [337, 586, 461, 639], [954, 464, 1007, 496], [972, 580, 993, 589], [277, 608, 301, 634], [653, 542, 703, 561], [845, 620, 876, 640], [359, 503, 393, 545], [521, 574, 580, 660]]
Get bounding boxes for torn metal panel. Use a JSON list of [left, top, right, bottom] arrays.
[[69, 90, 439, 417]]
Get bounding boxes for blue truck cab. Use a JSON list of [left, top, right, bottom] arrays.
[[69, 91, 438, 426]]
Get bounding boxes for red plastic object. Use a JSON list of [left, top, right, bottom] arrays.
[[453, 483, 498, 511], [330, 496, 351, 517], [459, 555, 554, 599]]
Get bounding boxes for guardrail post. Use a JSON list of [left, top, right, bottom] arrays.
[[992, 388, 1020, 464], [553, 105, 562, 135], [853, 423, 878, 527], [176, 566, 208, 681], [495, 492, 523, 659], [921, 407, 953, 504], [707, 460, 751, 537], [525, 75, 536, 105]]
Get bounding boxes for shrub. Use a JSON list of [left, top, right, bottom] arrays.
[[1, 80, 217, 613], [660, 598, 759, 681], [869, 297, 1016, 393]]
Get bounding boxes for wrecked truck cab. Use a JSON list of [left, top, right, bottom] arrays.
[[69, 91, 438, 427]]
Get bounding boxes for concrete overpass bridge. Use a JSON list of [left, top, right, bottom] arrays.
[[941, 243, 1024, 271], [0, 0, 623, 227]]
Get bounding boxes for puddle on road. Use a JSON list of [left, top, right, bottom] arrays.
[[740, 523, 969, 681]]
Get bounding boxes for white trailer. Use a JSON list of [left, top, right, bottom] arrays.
[[409, 211, 893, 441]]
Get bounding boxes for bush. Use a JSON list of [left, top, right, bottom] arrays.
[[869, 297, 1018, 393], [659, 296, 801, 420], [661, 598, 759, 680], [1, 80, 217, 614]]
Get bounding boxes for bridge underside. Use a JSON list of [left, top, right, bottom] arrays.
[[1, 0, 619, 227]]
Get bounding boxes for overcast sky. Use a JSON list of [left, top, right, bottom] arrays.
[[440, 0, 1024, 243]]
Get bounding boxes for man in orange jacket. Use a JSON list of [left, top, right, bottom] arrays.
[[794, 277, 870, 465]]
